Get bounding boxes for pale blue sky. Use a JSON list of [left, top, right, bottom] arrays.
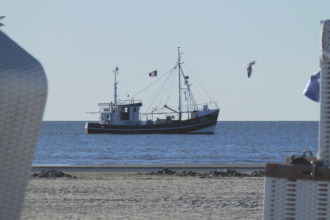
[[1, 1, 328, 121]]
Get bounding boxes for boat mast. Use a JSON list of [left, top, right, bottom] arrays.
[[178, 47, 182, 121], [113, 67, 119, 106]]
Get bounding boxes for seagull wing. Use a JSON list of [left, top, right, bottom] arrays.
[[244, 61, 256, 67], [247, 66, 252, 78], [0, 16, 5, 20]]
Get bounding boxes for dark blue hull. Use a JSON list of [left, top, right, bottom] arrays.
[[85, 110, 219, 134]]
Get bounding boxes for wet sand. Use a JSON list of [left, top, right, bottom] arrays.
[[21, 166, 265, 220]]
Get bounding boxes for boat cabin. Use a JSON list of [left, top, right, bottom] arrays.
[[98, 101, 142, 125]]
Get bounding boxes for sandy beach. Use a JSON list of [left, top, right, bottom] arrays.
[[21, 166, 265, 220]]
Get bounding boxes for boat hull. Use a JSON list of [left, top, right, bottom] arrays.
[[85, 110, 219, 134]]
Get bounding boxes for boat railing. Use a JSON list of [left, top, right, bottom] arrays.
[[117, 99, 142, 105], [139, 102, 219, 122], [98, 100, 142, 106], [98, 99, 143, 113], [180, 102, 219, 112]]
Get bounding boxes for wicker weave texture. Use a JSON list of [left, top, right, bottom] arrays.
[[319, 20, 330, 166], [0, 30, 47, 220], [263, 177, 330, 220], [263, 20, 330, 220]]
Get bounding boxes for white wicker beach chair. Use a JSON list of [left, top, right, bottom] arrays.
[[0, 30, 48, 220], [263, 20, 330, 220]]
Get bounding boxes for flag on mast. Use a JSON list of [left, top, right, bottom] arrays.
[[149, 70, 157, 77]]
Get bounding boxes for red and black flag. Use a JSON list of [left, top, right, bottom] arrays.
[[149, 70, 157, 77]]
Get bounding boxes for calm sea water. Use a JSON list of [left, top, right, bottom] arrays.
[[34, 121, 319, 165]]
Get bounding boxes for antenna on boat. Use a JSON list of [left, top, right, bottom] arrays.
[[113, 67, 119, 106], [178, 47, 183, 121]]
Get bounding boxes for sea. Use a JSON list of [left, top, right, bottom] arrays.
[[34, 121, 319, 166]]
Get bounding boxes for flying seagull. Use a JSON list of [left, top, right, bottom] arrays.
[[243, 61, 256, 78]]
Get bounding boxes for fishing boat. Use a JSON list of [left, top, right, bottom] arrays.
[[85, 48, 220, 134]]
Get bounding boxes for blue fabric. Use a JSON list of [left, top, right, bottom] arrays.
[[303, 71, 320, 102]]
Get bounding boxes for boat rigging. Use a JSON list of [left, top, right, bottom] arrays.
[[85, 48, 220, 134]]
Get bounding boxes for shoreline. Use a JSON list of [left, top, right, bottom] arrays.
[[31, 163, 266, 173]]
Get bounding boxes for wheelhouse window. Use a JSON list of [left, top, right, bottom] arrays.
[[121, 107, 129, 120]]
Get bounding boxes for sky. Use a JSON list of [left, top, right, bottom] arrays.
[[0, 0, 328, 121]]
